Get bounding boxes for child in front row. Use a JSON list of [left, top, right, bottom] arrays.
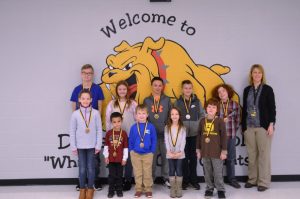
[[164, 107, 186, 198], [129, 104, 157, 198], [104, 112, 128, 198], [69, 90, 102, 199], [196, 98, 227, 199]]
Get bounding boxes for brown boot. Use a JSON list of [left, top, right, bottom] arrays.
[[176, 176, 183, 198], [86, 188, 94, 199], [169, 176, 176, 198], [79, 189, 86, 199]]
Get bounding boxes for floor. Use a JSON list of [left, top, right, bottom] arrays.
[[0, 182, 299, 199]]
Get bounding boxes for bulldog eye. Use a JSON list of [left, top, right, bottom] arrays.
[[108, 65, 114, 70], [122, 63, 133, 71]]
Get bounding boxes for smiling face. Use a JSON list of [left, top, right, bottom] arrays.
[[251, 67, 263, 84], [79, 93, 92, 107], [117, 84, 128, 99], [151, 80, 164, 96], [170, 108, 180, 123], [136, 108, 148, 123], [81, 68, 94, 83], [182, 83, 193, 98], [111, 116, 122, 131], [217, 86, 229, 102]]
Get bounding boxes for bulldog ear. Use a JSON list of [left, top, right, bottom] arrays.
[[141, 37, 165, 53], [114, 40, 131, 52]]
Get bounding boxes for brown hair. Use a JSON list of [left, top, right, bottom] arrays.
[[81, 64, 94, 72], [114, 80, 132, 108], [78, 90, 92, 99], [181, 79, 193, 87], [249, 64, 266, 85], [205, 98, 220, 111], [136, 104, 148, 113], [212, 84, 235, 100], [166, 107, 184, 133]]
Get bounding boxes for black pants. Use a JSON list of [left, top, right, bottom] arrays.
[[108, 162, 123, 192], [183, 136, 198, 184]]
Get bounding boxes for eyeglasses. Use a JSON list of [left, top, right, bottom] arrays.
[[82, 72, 94, 76]]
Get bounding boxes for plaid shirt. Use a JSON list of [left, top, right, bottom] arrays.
[[218, 100, 240, 137]]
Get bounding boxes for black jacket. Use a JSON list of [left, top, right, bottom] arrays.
[[242, 84, 276, 132]]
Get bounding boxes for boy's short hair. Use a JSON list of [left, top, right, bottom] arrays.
[[181, 79, 193, 87], [205, 98, 219, 110], [81, 64, 94, 72], [151, 76, 164, 85], [110, 112, 123, 122], [212, 84, 235, 100], [136, 104, 148, 113], [78, 90, 92, 99]]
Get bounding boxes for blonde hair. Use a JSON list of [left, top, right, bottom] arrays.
[[248, 64, 266, 85]]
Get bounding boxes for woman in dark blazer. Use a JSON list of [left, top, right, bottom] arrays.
[[242, 64, 276, 192]]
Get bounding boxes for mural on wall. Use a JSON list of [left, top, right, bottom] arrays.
[[100, 37, 239, 126]]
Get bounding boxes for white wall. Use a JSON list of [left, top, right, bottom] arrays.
[[0, 0, 299, 179]]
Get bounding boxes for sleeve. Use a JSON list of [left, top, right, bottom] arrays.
[[220, 119, 228, 154], [150, 125, 157, 153], [241, 87, 249, 132], [128, 125, 135, 152], [180, 128, 186, 152], [69, 112, 77, 151], [103, 146, 109, 158], [105, 101, 113, 131], [70, 87, 78, 102], [122, 132, 129, 161], [267, 86, 276, 124], [164, 126, 170, 152], [103, 132, 110, 158], [196, 119, 203, 151], [96, 84, 105, 100], [199, 101, 206, 120], [95, 111, 103, 150]]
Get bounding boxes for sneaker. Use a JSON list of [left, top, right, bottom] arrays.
[[117, 191, 123, 197], [134, 192, 142, 198], [123, 180, 132, 191], [182, 182, 189, 190], [190, 182, 200, 190], [228, 181, 241, 189], [163, 179, 171, 188], [145, 192, 153, 198], [94, 182, 102, 191], [217, 191, 226, 199], [76, 184, 80, 191], [204, 190, 213, 199], [108, 192, 115, 198], [244, 182, 256, 188], [257, 186, 268, 192]]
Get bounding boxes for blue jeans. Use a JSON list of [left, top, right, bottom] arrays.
[[78, 148, 95, 189], [168, 159, 183, 177], [226, 136, 237, 182]]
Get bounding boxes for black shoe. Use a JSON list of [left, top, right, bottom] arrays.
[[123, 180, 132, 191], [257, 186, 268, 192], [94, 182, 102, 191], [163, 178, 171, 188], [204, 190, 213, 199], [75, 184, 80, 191], [182, 182, 189, 190], [228, 181, 241, 189], [190, 182, 200, 190], [244, 182, 256, 188], [108, 192, 115, 198], [217, 191, 226, 199], [117, 191, 123, 197]]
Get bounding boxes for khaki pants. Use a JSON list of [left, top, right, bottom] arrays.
[[244, 127, 272, 187], [130, 151, 154, 192]]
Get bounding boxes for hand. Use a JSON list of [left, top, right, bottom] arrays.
[[72, 150, 78, 156], [121, 160, 127, 166], [196, 151, 201, 159], [167, 151, 174, 158], [220, 153, 227, 160], [267, 124, 274, 136], [224, 118, 228, 123], [95, 149, 100, 154], [105, 158, 109, 164]]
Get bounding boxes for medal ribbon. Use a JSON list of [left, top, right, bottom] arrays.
[[253, 84, 261, 106], [153, 95, 161, 114], [205, 117, 216, 137], [183, 96, 191, 114], [79, 107, 92, 129], [137, 122, 148, 143], [117, 100, 127, 115], [112, 129, 123, 151], [169, 126, 180, 148], [221, 100, 229, 118]]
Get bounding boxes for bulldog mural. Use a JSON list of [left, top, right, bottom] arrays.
[[100, 37, 239, 125]]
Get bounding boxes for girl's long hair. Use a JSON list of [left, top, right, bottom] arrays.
[[166, 107, 184, 133], [113, 80, 132, 108]]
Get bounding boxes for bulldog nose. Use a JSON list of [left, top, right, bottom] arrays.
[[108, 72, 116, 77]]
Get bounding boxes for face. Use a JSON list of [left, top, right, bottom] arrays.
[[170, 109, 180, 123], [136, 109, 148, 122], [206, 104, 218, 116], [79, 93, 92, 107], [111, 117, 122, 130], [218, 87, 229, 101], [182, 83, 193, 97], [151, 80, 164, 95], [117, 84, 128, 98], [251, 68, 263, 83], [81, 68, 94, 82]]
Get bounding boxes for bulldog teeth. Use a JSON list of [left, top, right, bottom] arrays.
[[105, 84, 111, 90]]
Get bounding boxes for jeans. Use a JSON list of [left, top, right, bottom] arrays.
[[182, 136, 198, 183], [78, 148, 95, 189], [168, 159, 183, 176], [226, 136, 237, 182], [108, 163, 123, 192]]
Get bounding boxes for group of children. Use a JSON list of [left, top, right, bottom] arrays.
[[69, 65, 241, 199]]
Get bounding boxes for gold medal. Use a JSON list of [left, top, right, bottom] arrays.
[[153, 96, 161, 119], [85, 128, 90, 133], [205, 137, 210, 143], [251, 111, 256, 117], [140, 142, 145, 148], [154, 114, 159, 119], [79, 107, 92, 133], [113, 151, 117, 157]]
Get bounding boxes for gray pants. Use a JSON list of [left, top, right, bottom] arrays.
[[203, 157, 225, 191], [152, 138, 169, 179]]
